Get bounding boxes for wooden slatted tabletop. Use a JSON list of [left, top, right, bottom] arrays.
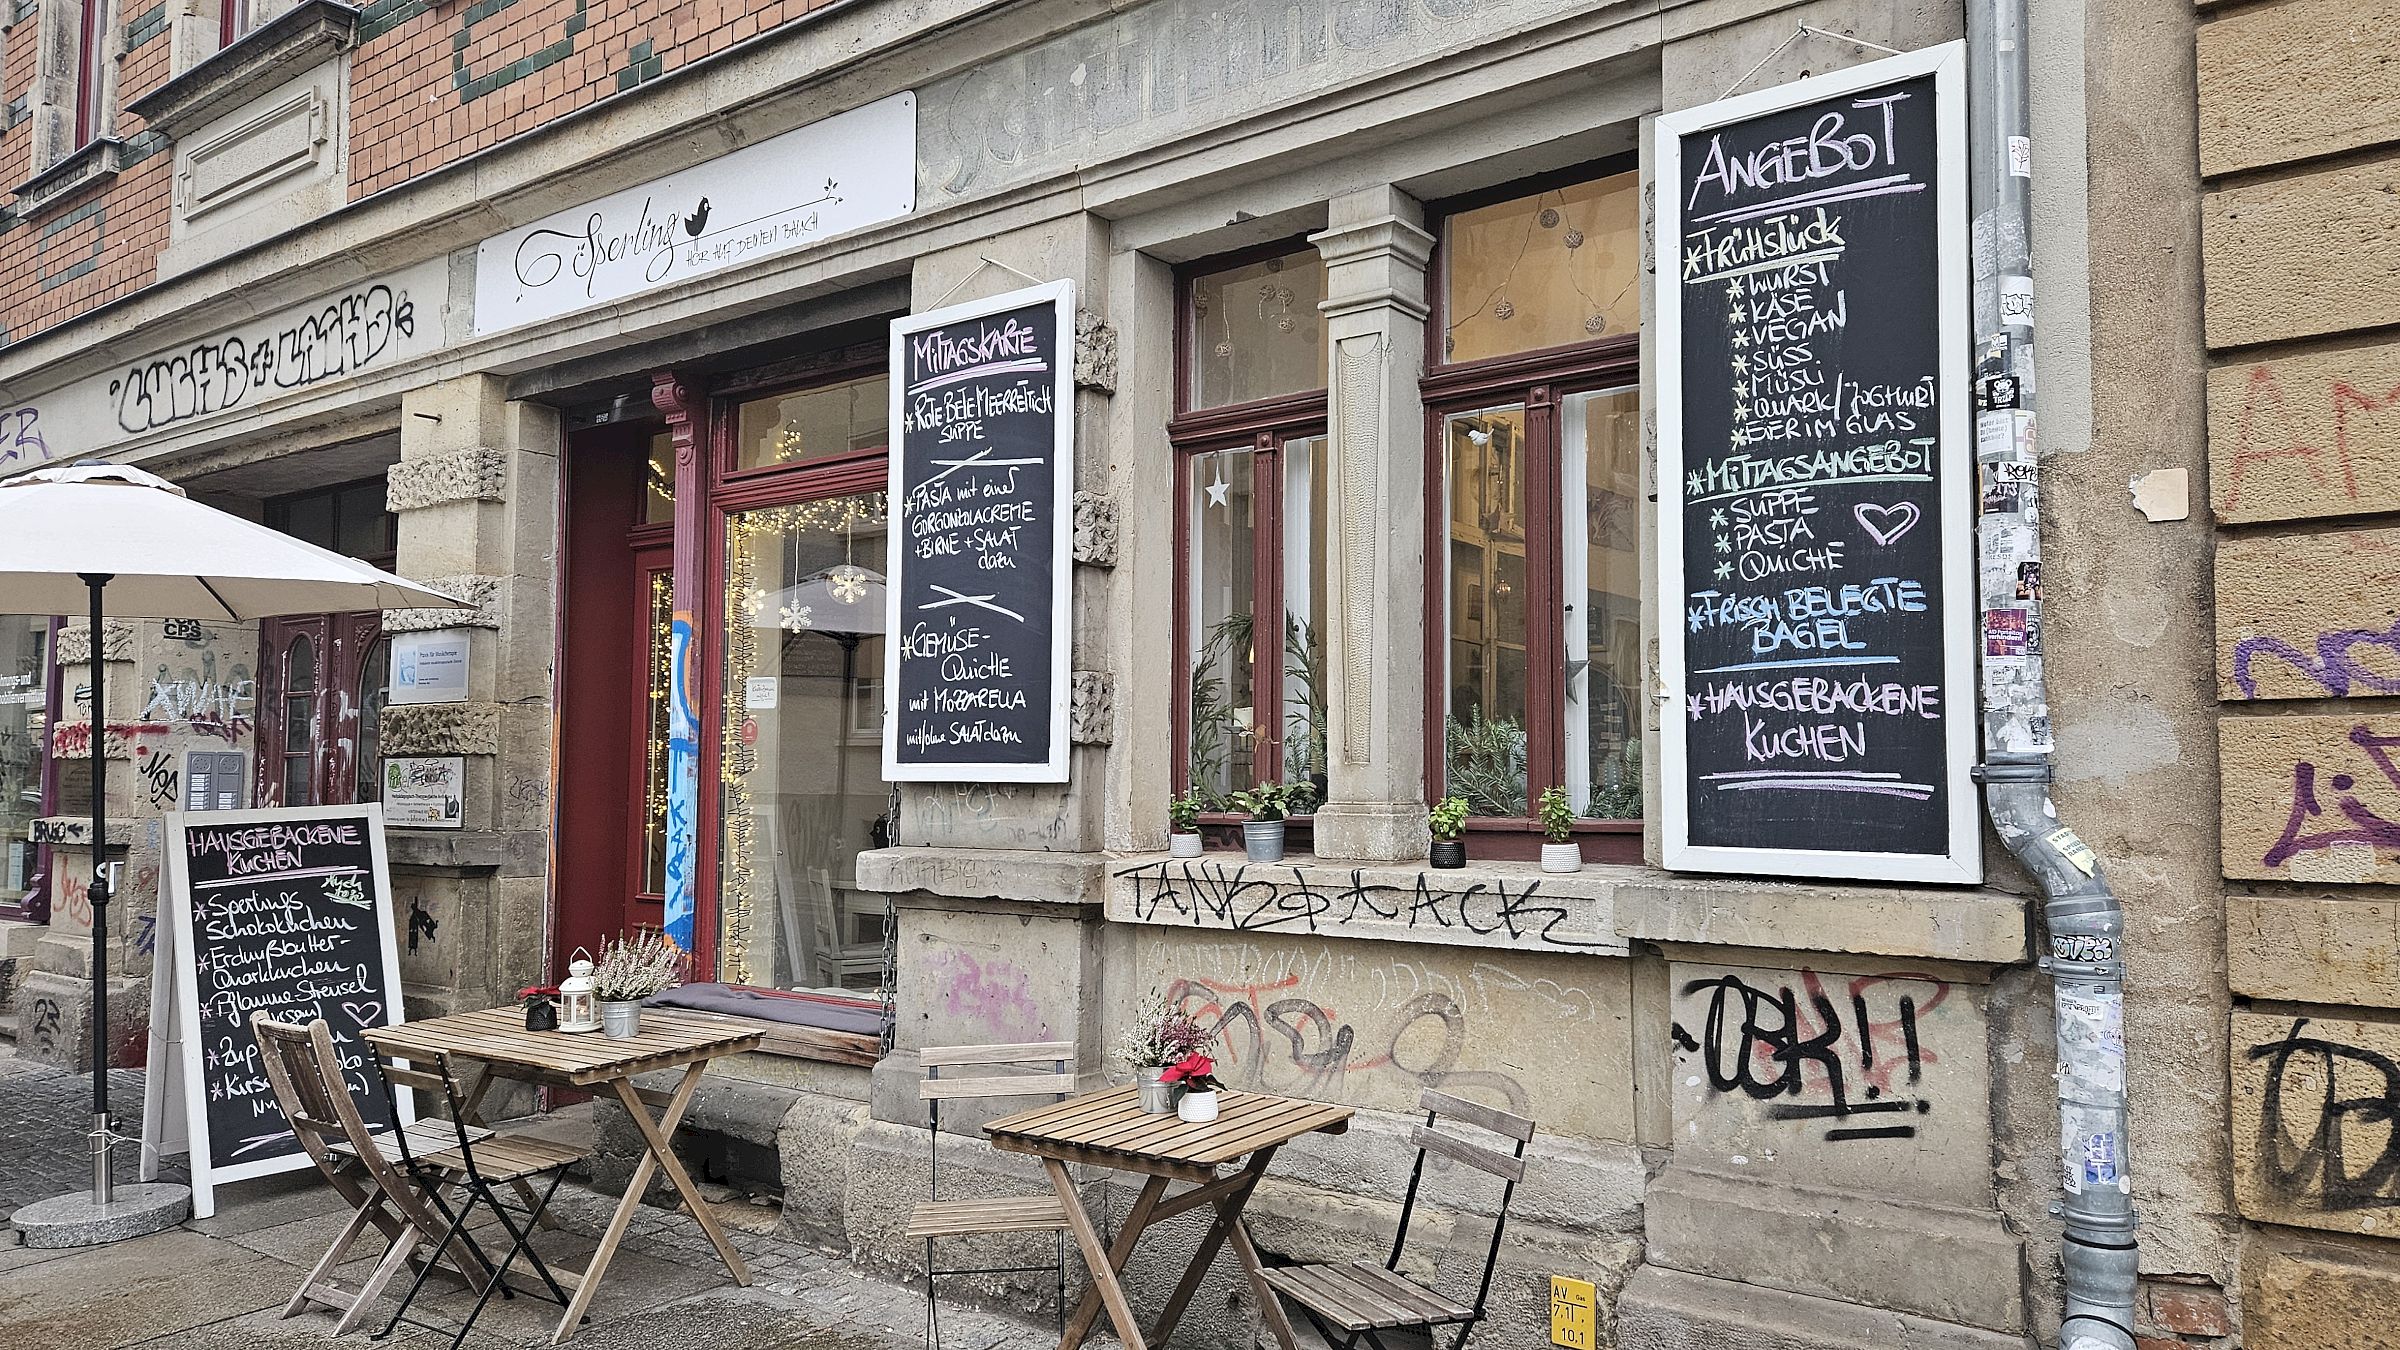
[[362, 1006, 763, 1085], [986, 1086, 1351, 1168]]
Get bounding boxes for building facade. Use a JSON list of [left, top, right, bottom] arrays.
[[0, 0, 2388, 1343]]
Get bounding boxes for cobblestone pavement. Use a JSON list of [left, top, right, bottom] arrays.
[[0, 1051, 1084, 1350]]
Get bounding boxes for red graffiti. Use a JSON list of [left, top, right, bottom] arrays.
[[50, 720, 170, 757], [2225, 363, 2400, 508]]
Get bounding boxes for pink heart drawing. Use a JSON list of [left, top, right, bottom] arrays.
[[340, 1000, 382, 1027], [1853, 501, 1922, 546]]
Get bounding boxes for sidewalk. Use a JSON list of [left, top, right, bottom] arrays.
[[0, 1053, 1071, 1350]]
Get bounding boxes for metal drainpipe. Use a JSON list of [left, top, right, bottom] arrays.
[[1966, 1, 2140, 1346]]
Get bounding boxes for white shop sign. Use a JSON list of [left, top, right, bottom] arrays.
[[0, 257, 450, 470], [389, 630, 470, 704], [473, 92, 918, 336]]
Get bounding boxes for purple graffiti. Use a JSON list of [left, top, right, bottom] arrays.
[[2233, 620, 2400, 699], [2266, 724, 2400, 869]]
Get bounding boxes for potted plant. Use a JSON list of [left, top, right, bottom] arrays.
[[1118, 991, 1214, 1113], [1168, 790, 1207, 859], [1162, 1052, 1226, 1123], [1538, 786, 1582, 873], [519, 984, 561, 1032], [1230, 780, 1310, 863], [591, 930, 684, 1038], [1428, 796, 1470, 869]]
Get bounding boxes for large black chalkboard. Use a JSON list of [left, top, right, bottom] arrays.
[[159, 804, 408, 1213], [1657, 48, 1980, 882], [884, 281, 1075, 782]]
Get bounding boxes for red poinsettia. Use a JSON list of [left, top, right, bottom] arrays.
[[518, 984, 560, 1006], [1159, 1052, 1222, 1092]]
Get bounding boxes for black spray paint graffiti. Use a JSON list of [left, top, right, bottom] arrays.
[[1121, 859, 1605, 949], [137, 746, 179, 809], [1672, 970, 1949, 1142], [110, 285, 416, 435], [2247, 1018, 2400, 1213], [1168, 973, 1529, 1115]]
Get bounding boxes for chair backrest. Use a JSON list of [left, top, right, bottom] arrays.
[[369, 1045, 478, 1176], [919, 1041, 1077, 1197], [1390, 1088, 1536, 1319], [251, 1013, 441, 1230]]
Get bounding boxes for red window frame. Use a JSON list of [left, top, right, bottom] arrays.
[[219, 0, 250, 48], [685, 347, 891, 993], [1169, 240, 1330, 838], [1421, 160, 1644, 861], [73, 0, 105, 147]]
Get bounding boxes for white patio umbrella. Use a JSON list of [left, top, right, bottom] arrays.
[[0, 462, 467, 1233]]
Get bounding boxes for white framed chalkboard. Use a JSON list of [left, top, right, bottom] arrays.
[[883, 279, 1076, 783], [1654, 43, 1982, 884], [148, 804, 411, 1216]]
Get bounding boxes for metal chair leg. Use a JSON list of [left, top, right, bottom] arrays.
[[376, 1187, 477, 1341], [442, 1174, 566, 1350], [923, 1236, 939, 1350]]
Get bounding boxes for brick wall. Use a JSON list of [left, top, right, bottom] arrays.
[[0, 0, 842, 348], [2195, 0, 2400, 1341]]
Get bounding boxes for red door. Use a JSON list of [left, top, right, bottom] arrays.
[[554, 422, 675, 974]]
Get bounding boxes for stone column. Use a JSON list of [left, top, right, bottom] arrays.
[[1307, 187, 1435, 863], [380, 374, 557, 1018]]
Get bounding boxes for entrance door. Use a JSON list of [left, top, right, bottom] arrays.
[[555, 421, 677, 970]]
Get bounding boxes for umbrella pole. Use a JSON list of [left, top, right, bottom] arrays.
[[81, 572, 112, 1206]]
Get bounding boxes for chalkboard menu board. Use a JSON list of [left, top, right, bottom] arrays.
[[884, 280, 1075, 782], [1655, 45, 1981, 883], [152, 804, 409, 1215]]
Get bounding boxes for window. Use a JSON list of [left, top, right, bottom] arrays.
[[259, 479, 399, 808], [270, 477, 398, 567], [1174, 245, 1331, 809], [0, 618, 52, 920], [74, 0, 105, 147], [219, 0, 252, 49], [1426, 167, 1644, 837], [711, 368, 893, 998]]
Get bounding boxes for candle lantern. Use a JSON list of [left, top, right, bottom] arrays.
[[558, 953, 602, 1034]]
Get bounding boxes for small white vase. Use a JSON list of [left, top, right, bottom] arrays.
[[1540, 841, 1583, 873], [1177, 1089, 1220, 1124], [1170, 832, 1205, 859]]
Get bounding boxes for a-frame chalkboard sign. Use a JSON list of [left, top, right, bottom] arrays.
[[1654, 44, 1982, 884], [143, 804, 411, 1217]]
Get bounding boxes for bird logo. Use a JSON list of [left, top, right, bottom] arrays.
[[683, 197, 711, 238]]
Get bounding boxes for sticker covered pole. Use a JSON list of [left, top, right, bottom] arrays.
[[1966, 0, 2138, 1344]]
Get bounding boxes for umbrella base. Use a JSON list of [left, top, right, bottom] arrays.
[[14, 1182, 190, 1249]]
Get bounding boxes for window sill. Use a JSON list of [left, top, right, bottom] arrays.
[[125, 0, 357, 142], [13, 138, 121, 217]]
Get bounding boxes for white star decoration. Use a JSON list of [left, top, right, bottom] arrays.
[[780, 603, 814, 633], [826, 565, 870, 604], [1205, 474, 1232, 509]]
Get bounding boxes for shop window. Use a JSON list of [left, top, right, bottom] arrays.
[[1173, 245, 1331, 808], [644, 429, 678, 525], [0, 618, 52, 921], [258, 477, 398, 808], [1441, 170, 1640, 365], [731, 373, 887, 472], [1426, 166, 1643, 842]]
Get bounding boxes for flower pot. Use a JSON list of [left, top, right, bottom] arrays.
[[1177, 1089, 1220, 1124], [1430, 839, 1467, 869], [524, 1000, 559, 1032], [1136, 1066, 1176, 1113], [599, 1000, 645, 1039], [1242, 820, 1286, 864], [1170, 831, 1205, 859], [1540, 841, 1583, 874]]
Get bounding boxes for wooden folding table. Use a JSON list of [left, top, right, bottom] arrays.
[[985, 1086, 1352, 1350], [362, 1006, 763, 1344]]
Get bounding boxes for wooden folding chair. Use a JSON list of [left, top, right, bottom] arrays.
[[251, 1013, 498, 1336], [1260, 1089, 1535, 1350], [903, 1041, 1080, 1350]]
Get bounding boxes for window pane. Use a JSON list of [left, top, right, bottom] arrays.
[[281, 493, 336, 552], [720, 492, 892, 997], [1279, 436, 1330, 799], [1186, 448, 1258, 802], [0, 618, 47, 905], [1443, 406, 1529, 816], [337, 482, 394, 560], [1563, 388, 1644, 819], [355, 637, 390, 804], [734, 375, 888, 471], [641, 569, 673, 895], [644, 430, 678, 525], [285, 635, 317, 693], [1188, 250, 1328, 408], [1443, 171, 1640, 365]]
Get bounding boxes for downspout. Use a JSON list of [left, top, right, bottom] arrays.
[[1966, 2, 2140, 1347]]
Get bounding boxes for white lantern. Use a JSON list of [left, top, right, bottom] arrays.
[[558, 953, 601, 1034]]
